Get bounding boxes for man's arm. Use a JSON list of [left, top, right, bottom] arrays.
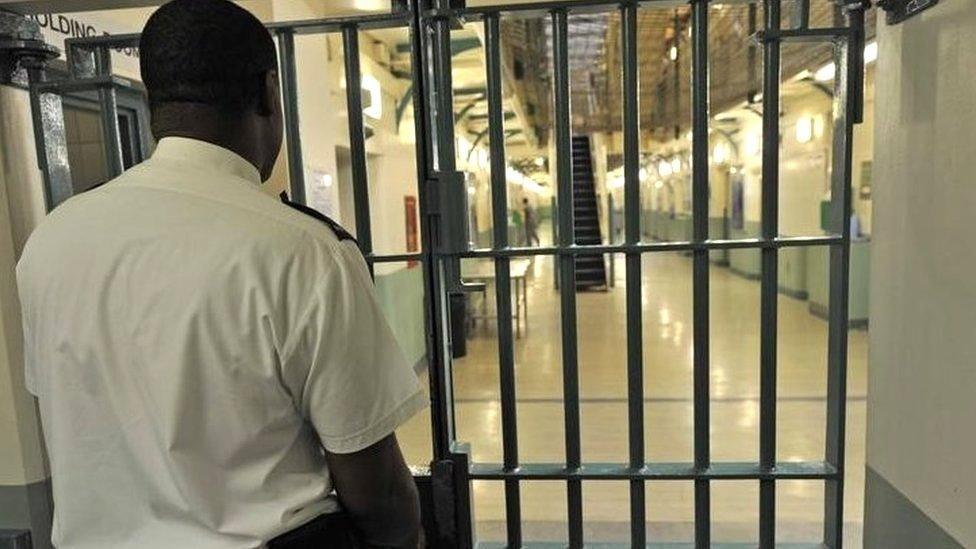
[[325, 434, 422, 548]]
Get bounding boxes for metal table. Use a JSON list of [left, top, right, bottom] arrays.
[[462, 258, 531, 337]]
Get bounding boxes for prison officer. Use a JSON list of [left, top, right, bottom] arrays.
[[16, 1, 425, 547]]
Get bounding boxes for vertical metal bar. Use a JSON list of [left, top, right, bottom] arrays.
[[95, 47, 123, 178], [552, 9, 582, 548], [796, 0, 811, 29], [690, 0, 711, 547], [408, 0, 450, 462], [607, 193, 615, 287], [277, 29, 307, 205], [824, 9, 863, 547], [343, 25, 374, 257], [429, 0, 461, 437], [25, 66, 72, 210], [672, 11, 681, 140], [485, 13, 522, 548], [621, 2, 645, 546], [759, 1, 781, 546]]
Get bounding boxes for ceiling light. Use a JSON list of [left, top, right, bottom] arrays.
[[534, 156, 545, 167], [671, 157, 682, 174], [864, 41, 878, 64], [669, 45, 678, 61], [814, 63, 836, 82], [654, 180, 664, 190], [658, 160, 673, 178]]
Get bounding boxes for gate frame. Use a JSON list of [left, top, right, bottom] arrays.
[[16, 0, 869, 546]]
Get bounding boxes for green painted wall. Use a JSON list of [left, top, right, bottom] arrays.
[[374, 266, 428, 368], [709, 216, 729, 264], [806, 239, 871, 325], [778, 245, 809, 299], [729, 221, 762, 279]]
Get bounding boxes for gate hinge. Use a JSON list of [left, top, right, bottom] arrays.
[[836, 0, 872, 12], [877, 0, 937, 24]]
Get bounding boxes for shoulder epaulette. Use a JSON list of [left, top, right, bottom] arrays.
[[278, 192, 358, 245]]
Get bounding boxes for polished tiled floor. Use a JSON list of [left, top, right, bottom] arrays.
[[397, 250, 868, 546]]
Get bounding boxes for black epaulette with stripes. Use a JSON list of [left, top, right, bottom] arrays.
[[278, 192, 358, 245]]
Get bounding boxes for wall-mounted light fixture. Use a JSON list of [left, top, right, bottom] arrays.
[[795, 116, 815, 143], [362, 73, 382, 119], [744, 133, 761, 157], [712, 142, 730, 165]]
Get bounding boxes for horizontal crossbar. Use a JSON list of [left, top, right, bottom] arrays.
[[431, 0, 762, 21], [755, 27, 855, 43], [477, 541, 824, 549], [469, 461, 839, 481], [456, 235, 844, 259], [33, 75, 133, 94]]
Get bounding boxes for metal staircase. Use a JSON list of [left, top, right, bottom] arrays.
[[571, 135, 608, 289]]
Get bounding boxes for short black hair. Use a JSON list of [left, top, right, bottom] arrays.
[[139, 0, 277, 113]]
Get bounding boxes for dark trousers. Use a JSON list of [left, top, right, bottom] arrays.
[[267, 512, 362, 549]]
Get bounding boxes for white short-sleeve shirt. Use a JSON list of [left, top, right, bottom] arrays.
[[16, 137, 427, 549]]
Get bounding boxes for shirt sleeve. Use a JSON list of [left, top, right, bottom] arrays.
[[280, 236, 427, 455], [15, 264, 39, 397]]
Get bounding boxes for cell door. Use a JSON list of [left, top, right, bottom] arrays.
[[18, 0, 869, 547]]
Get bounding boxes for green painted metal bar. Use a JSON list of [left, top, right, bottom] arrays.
[[690, 0, 711, 546], [796, 0, 810, 29], [343, 25, 374, 257], [469, 461, 839, 480], [406, 0, 453, 467], [754, 27, 855, 42], [456, 236, 845, 259], [552, 9, 583, 548], [485, 12, 523, 548], [824, 4, 864, 546], [277, 29, 307, 205], [759, 0, 781, 546], [621, 1, 645, 545], [95, 46, 123, 178]]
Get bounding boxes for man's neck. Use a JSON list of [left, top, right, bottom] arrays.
[[151, 103, 264, 175]]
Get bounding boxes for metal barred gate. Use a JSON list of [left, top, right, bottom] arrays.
[[15, 0, 867, 546]]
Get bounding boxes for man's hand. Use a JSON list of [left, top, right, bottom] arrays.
[[325, 434, 422, 548]]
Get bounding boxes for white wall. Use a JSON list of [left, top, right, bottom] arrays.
[[867, 2, 976, 545]]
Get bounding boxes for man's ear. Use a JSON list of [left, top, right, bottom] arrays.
[[258, 69, 279, 117]]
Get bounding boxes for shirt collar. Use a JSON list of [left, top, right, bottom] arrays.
[[150, 137, 262, 185]]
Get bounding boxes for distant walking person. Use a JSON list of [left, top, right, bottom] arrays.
[[523, 198, 540, 246]]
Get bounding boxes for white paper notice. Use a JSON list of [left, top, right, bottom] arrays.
[[307, 168, 337, 219]]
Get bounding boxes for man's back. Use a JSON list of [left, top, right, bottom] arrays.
[[17, 138, 426, 548]]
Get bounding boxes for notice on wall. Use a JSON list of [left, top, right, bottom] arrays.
[[404, 196, 419, 268], [26, 13, 142, 79], [307, 168, 337, 219], [859, 160, 873, 200]]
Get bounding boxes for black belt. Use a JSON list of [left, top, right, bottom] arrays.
[[267, 512, 362, 549]]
